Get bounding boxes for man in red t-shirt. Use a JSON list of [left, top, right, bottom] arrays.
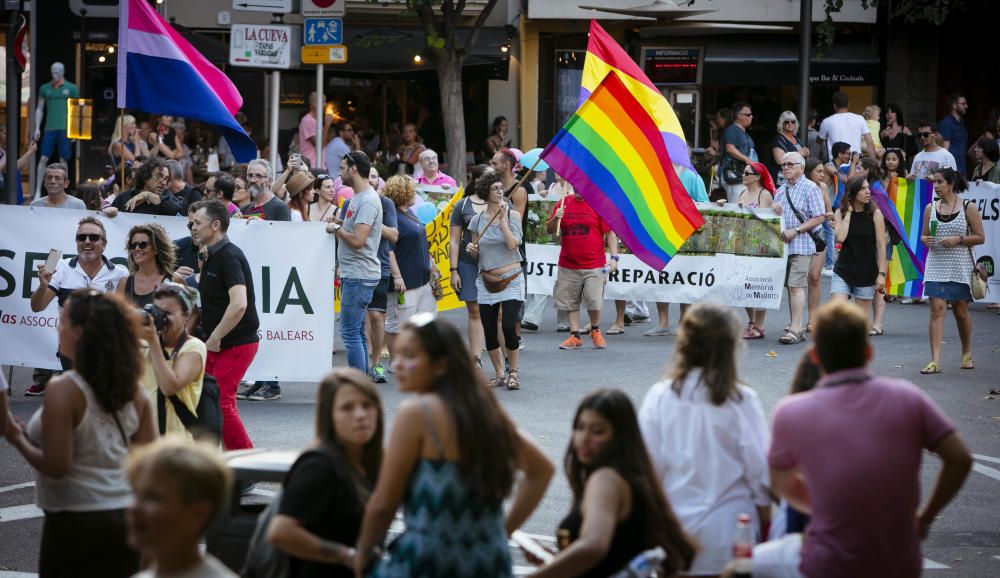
[[546, 192, 619, 349]]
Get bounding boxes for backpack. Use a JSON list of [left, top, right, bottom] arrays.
[[155, 334, 223, 442], [241, 489, 290, 578]]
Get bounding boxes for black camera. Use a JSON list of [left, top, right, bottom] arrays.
[[139, 304, 169, 332]]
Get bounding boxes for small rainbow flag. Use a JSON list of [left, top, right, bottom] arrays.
[[541, 72, 704, 270], [580, 21, 692, 170], [884, 177, 933, 297]]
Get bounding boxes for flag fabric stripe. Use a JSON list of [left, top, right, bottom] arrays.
[[545, 134, 672, 266], [579, 21, 692, 169], [885, 177, 933, 297], [118, 0, 253, 161], [542, 72, 703, 270]]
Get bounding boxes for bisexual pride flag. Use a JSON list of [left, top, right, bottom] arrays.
[[117, 0, 256, 162]]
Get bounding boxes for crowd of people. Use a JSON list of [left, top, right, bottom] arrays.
[[1, 86, 992, 577]]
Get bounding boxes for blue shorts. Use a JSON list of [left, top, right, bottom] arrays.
[[40, 130, 72, 161], [831, 272, 876, 300], [924, 281, 972, 302], [457, 260, 480, 302]]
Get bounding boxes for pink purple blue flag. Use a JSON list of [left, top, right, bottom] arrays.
[[117, 0, 255, 162]]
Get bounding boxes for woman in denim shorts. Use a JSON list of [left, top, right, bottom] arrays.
[[831, 176, 887, 313]]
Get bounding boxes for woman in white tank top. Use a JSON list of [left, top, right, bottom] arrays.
[[4, 289, 156, 578]]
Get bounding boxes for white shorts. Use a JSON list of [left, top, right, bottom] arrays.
[[385, 283, 438, 334], [753, 533, 804, 578]]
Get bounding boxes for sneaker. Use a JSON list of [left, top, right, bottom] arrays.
[[248, 384, 281, 401], [623, 313, 633, 326], [236, 382, 262, 400], [559, 335, 584, 350], [474, 356, 483, 370], [518, 335, 525, 350], [521, 321, 539, 332], [556, 324, 571, 332], [631, 315, 651, 324], [370, 364, 387, 384], [590, 328, 607, 349], [24, 382, 46, 396], [821, 268, 833, 278]]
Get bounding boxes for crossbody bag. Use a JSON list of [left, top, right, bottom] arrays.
[[783, 185, 827, 252]]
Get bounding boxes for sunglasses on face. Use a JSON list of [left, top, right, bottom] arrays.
[[783, 120, 797, 125], [743, 169, 757, 176], [129, 241, 150, 251], [76, 233, 103, 243], [918, 132, 933, 138]]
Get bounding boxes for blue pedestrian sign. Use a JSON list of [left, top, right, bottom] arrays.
[[304, 18, 343, 46]]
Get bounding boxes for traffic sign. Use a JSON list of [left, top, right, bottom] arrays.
[[230, 24, 301, 69], [304, 18, 343, 46], [232, 0, 293, 14], [302, 0, 345, 17], [301, 45, 348, 65]]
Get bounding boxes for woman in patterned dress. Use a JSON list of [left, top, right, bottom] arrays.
[[355, 314, 554, 577]]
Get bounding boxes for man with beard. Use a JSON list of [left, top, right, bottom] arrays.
[[240, 159, 291, 222], [237, 159, 289, 402], [27, 216, 128, 395]]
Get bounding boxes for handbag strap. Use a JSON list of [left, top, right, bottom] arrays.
[[782, 184, 808, 227]]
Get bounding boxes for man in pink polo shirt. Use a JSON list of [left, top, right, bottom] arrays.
[[415, 149, 457, 188], [767, 301, 971, 578]]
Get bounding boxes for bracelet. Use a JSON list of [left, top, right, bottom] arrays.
[[878, 271, 886, 276], [960, 235, 965, 245], [450, 267, 459, 271], [610, 255, 620, 261]]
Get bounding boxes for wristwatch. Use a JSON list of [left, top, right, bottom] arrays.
[[795, 226, 801, 234], [610, 255, 620, 261]]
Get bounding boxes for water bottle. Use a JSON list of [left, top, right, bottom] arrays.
[[609, 546, 666, 578], [732, 513, 754, 578]]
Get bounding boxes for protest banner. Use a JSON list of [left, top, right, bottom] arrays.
[[524, 198, 789, 309], [962, 181, 1000, 303], [0, 206, 335, 382]]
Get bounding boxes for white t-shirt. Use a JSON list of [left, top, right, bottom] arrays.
[[818, 112, 870, 158], [49, 256, 129, 304], [910, 148, 957, 180], [132, 554, 238, 578]]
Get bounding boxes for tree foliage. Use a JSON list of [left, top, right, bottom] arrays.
[[820, 0, 970, 46]]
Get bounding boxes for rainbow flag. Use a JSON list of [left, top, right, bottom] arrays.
[[580, 21, 692, 170], [541, 72, 704, 270], [884, 177, 933, 297]]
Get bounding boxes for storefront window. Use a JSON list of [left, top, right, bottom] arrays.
[[555, 49, 585, 129]]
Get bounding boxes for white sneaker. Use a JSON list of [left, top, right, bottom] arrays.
[[821, 268, 833, 278]]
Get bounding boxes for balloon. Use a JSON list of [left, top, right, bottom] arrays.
[[416, 202, 438, 224], [519, 148, 550, 172]]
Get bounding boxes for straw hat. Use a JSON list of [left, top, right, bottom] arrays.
[[286, 172, 316, 198]]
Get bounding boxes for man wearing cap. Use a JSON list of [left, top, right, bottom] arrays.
[[415, 149, 457, 189]]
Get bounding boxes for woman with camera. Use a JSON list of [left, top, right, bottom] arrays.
[[117, 223, 177, 307], [3, 290, 156, 577], [139, 282, 206, 440]]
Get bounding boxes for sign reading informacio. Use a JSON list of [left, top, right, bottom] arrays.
[[230, 24, 301, 69]]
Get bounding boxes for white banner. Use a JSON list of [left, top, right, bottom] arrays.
[[963, 182, 1000, 303], [522, 203, 789, 309], [0, 206, 335, 382]]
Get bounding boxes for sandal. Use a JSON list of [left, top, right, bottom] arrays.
[[506, 370, 521, 390], [869, 327, 884, 336], [742, 324, 756, 339], [920, 361, 941, 375], [488, 374, 506, 388], [606, 327, 625, 335], [778, 330, 805, 345], [961, 353, 974, 370]]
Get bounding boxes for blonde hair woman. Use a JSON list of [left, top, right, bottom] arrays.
[[109, 114, 148, 167]]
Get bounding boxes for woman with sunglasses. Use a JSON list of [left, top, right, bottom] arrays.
[[355, 314, 553, 577], [308, 174, 337, 222], [769, 111, 810, 186], [138, 282, 206, 440], [735, 162, 775, 339], [4, 290, 156, 577], [117, 223, 177, 308]]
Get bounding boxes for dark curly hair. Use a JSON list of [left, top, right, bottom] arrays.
[[133, 157, 167, 192], [474, 171, 503, 201], [64, 290, 143, 414]]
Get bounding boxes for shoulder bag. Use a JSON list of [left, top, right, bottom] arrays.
[[964, 200, 988, 300], [782, 184, 827, 252], [155, 333, 222, 442]]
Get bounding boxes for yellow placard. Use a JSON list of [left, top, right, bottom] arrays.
[[301, 45, 348, 64]]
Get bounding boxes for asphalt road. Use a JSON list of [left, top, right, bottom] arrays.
[[2, 285, 999, 576]]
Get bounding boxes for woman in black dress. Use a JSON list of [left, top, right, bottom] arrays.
[[526, 390, 695, 578]]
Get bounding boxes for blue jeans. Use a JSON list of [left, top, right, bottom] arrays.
[[340, 278, 379, 372], [824, 222, 835, 269]]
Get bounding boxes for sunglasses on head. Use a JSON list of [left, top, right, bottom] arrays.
[[129, 241, 150, 251], [76, 233, 103, 242]]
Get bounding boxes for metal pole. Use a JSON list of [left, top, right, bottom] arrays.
[[5, 6, 20, 205], [797, 0, 812, 145], [269, 70, 280, 180], [315, 63, 324, 170]]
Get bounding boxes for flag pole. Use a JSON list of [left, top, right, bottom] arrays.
[[475, 156, 543, 236], [119, 109, 125, 192]]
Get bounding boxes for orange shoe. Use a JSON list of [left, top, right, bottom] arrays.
[[590, 328, 607, 349], [559, 335, 584, 350]]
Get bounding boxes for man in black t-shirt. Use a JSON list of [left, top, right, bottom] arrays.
[[237, 159, 288, 401], [188, 200, 259, 451], [165, 159, 203, 215]]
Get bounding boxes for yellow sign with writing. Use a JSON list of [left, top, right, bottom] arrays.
[[301, 45, 348, 64]]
